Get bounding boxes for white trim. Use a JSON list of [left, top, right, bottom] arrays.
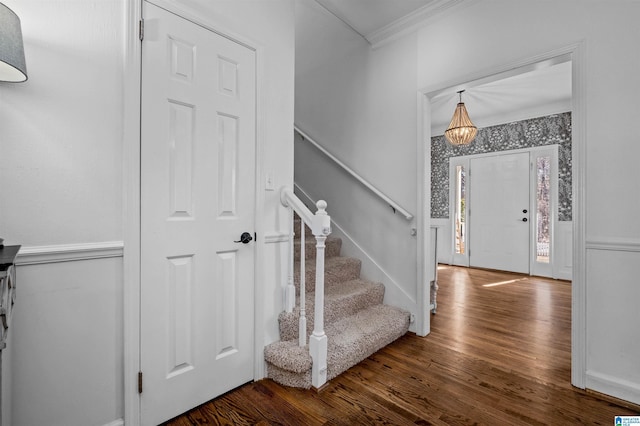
[[102, 419, 125, 426], [123, 1, 142, 425], [263, 232, 289, 244], [571, 40, 588, 389], [367, 0, 472, 49], [16, 242, 124, 266], [586, 370, 640, 406], [416, 91, 430, 336], [418, 42, 586, 390], [586, 238, 640, 252]]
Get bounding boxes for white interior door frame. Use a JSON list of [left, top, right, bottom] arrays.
[[418, 42, 587, 389], [123, 1, 267, 424]]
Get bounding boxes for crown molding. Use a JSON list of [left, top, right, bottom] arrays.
[[367, 0, 471, 49]]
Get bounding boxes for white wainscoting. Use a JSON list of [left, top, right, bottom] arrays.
[[555, 221, 573, 280], [430, 219, 451, 265], [431, 218, 573, 280], [585, 244, 640, 405], [11, 243, 124, 426]]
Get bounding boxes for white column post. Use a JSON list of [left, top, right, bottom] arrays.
[[285, 206, 295, 313], [298, 220, 307, 347], [309, 200, 330, 388]]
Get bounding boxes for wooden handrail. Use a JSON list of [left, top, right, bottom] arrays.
[[294, 125, 414, 221]]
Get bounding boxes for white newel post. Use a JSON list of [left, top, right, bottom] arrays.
[[310, 200, 330, 388], [279, 187, 331, 388]]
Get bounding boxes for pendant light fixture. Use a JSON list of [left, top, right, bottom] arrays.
[[445, 90, 477, 146], [0, 2, 28, 82]]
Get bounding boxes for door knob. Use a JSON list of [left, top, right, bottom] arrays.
[[234, 232, 253, 244], [522, 218, 528, 222], [522, 209, 528, 214]]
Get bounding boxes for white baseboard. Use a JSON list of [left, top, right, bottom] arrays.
[[16, 241, 124, 266], [102, 419, 125, 426], [586, 370, 640, 406]]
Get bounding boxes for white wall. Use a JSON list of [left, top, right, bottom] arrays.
[[295, 0, 640, 405], [295, 0, 420, 320], [1, 1, 295, 425], [0, 1, 125, 425], [417, 0, 640, 404]]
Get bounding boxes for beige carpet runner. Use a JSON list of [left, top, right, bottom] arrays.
[[264, 217, 410, 388]]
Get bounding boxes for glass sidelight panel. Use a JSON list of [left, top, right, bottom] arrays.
[[454, 165, 466, 255], [536, 156, 551, 263]]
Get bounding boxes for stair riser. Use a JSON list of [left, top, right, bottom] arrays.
[[293, 237, 342, 260], [294, 259, 361, 293]]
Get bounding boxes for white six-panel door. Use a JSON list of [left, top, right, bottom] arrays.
[[140, 2, 256, 424], [469, 152, 530, 274]]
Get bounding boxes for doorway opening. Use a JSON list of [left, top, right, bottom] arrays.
[[420, 46, 586, 389]]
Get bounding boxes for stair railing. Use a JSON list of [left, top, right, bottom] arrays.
[[280, 186, 331, 388], [295, 125, 413, 221]]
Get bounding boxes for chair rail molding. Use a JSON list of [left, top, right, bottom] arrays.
[[585, 238, 640, 253], [16, 241, 124, 265]]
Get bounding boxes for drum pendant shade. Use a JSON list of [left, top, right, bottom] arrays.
[[0, 3, 28, 82]]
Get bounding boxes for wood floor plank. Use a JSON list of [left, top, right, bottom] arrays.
[[162, 266, 639, 425]]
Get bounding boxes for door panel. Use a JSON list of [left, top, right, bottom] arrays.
[[140, 2, 256, 424], [469, 153, 530, 274]]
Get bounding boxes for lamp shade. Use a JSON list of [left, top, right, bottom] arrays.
[[444, 91, 477, 146], [0, 2, 27, 82]]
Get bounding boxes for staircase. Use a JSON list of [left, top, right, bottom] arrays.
[[264, 216, 410, 389]]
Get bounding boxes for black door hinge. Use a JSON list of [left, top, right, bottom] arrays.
[[138, 371, 143, 394], [139, 19, 144, 41]]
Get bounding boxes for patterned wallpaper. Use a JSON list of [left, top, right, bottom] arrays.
[[431, 112, 572, 221]]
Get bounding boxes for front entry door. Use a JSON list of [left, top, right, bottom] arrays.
[[469, 152, 530, 274], [140, 2, 256, 424]]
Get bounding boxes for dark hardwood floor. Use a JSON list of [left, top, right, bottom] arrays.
[[163, 266, 639, 425]]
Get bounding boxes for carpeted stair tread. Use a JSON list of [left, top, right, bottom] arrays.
[[267, 214, 410, 389], [278, 279, 385, 341], [295, 256, 361, 292], [265, 304, 410, 388], [264, 340, 312, 373]]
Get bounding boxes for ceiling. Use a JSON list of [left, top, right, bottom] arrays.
[[430, 60, 572, 135], [314, 0, 436, 39], [306, 0, 572, 134]]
